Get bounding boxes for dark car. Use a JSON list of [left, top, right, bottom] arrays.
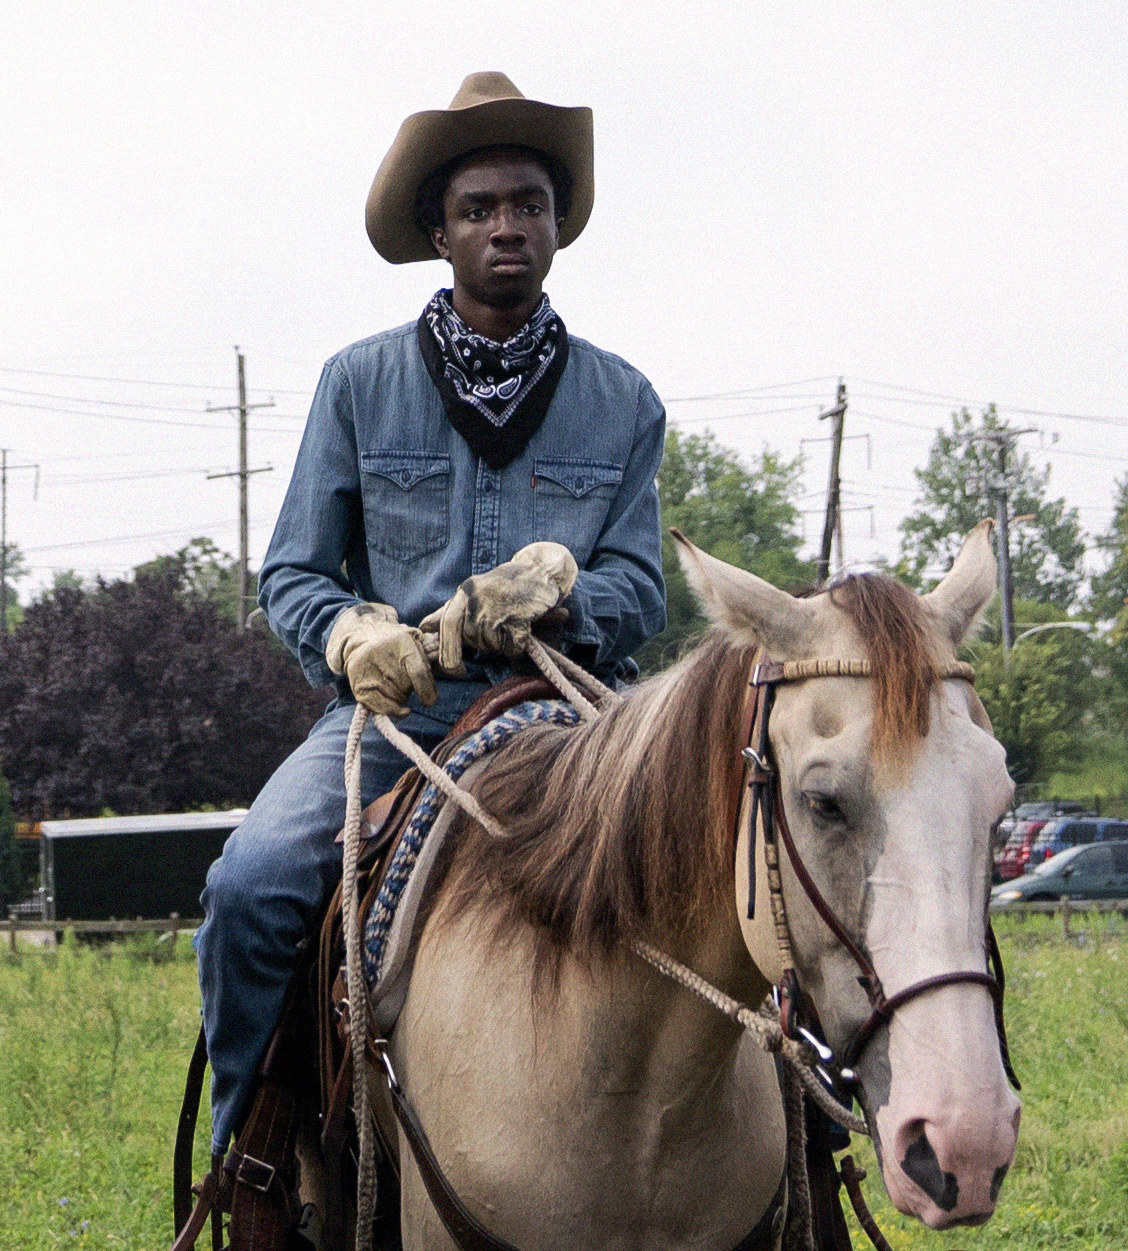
[[995, 802, 1095, 880], [1028, 817, 1128, 868], [991, 841, 1128, 909]]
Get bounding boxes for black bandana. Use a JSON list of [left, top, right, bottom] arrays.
[[417, 289, 569, 470]]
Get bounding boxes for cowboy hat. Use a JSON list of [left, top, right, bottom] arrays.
[[366, 71, 594, 264]]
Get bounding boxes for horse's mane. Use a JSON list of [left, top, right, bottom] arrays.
[[436, 571, 940, 968]]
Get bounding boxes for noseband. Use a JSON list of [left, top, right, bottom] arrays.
[[738, 652, 1020, 1092]]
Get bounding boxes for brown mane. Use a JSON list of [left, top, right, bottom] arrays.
[[824, 572, 940, 770], [436, 572, 942, 968], [436, 633, 754, 969]]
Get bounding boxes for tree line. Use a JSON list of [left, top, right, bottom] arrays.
[[2, 409, 1127, 904]]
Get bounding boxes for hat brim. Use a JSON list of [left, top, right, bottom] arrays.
[[366, 97, 594, 264]]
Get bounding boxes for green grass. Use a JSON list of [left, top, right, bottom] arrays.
[[1, 923, 1126, 1250], [843, 911, 1128, 1250], [0, 935, 211, 1250]]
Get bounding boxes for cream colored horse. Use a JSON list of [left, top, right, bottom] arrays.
[[376, 521, 1020, 1248]]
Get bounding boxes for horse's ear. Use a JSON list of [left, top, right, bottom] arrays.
[[671, 528, 817, 654], [923, 519, 998, 647]]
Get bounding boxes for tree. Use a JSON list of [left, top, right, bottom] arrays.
[[135, 537, 245, 623], [899, 407, 1084, 609], [1091, 475, 1128, 630], [635, 430, 814, 670], [0, 564, 327, 820], [1, 540, 28, 632], [965, 598, 1096, 786], [0, 772, 24, 908], [1089, 476, 1128, 736]]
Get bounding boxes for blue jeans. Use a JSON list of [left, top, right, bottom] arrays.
[[195, 682, 488, 1153]]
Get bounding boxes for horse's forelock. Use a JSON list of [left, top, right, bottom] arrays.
[[826, 573, 940, 771]]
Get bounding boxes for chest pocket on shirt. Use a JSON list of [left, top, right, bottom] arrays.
[[533, 457, 624, 563], [361, 450, 450, 562]]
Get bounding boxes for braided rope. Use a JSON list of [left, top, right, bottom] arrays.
[[341, 702, 377, 1251], [630, 940, 869, 1136], [776, 657, 974, 684], [373, 713, 511, 840]]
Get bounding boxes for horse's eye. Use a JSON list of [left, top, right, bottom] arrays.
[[804, 792, 844, 824]]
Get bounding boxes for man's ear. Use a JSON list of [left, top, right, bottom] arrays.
[[429, 226, 450, 260]]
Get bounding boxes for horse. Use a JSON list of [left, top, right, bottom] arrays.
[[366, 520, 1020, 1249]]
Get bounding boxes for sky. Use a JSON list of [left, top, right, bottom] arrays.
[[2, 1, 1126, 599]]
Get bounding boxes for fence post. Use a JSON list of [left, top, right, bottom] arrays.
[[170, 912, 180, 951], [7, 910, 15, 953], [1061, 895, 1071, 940]]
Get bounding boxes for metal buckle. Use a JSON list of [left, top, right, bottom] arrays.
[[373, 1038, 401, 1094], [742, 746, 772, 774], [233, 1154, 276, 1194]]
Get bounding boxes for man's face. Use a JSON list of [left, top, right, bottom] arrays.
[[430, 149, 562, 312]]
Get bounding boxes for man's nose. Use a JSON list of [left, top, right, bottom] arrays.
[[490, 208, 526, 242]]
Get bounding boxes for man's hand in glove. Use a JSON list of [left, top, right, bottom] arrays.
[[420, 541, 579, 675], [325, 603, 437, 716]]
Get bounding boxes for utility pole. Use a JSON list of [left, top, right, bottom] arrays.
[[206, 349, 273, 633], [0, 449, 40, 635], [969, 426, 1036, 660], [815, 380, 847, 585]]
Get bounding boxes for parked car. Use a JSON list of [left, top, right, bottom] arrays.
[[1027, 816, 1128, 868], [994, 802, 1095, 881], [991, 841, 1128, 909]]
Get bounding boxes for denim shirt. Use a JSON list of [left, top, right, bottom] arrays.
[[258, 321, 667, 694]]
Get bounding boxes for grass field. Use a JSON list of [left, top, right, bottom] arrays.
[[1, 916, 1126, 1250]]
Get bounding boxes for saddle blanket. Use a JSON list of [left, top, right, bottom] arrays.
[[362, 699, 580, 1033]]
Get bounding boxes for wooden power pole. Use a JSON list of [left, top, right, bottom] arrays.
[[968, 426, 1036, 661], [207, 349, 273, 632], [815, 381, 847, 585]]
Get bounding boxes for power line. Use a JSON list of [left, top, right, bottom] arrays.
[[663, 376, 839, 403], [0, 397, 305, 433], [0, 363, 312, 397], [667, 403, 820, 425]]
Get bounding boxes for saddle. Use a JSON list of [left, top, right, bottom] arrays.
[[171, 676, 557, 1251]]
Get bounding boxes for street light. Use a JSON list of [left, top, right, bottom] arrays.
[[1005, 620, 1094, 667], [1012, 621, 1094, 646]]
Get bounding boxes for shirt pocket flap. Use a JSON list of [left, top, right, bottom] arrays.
[[362, 450, 450, 491], [534, 458, 623, 499]]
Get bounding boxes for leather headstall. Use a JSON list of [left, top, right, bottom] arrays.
[[735, 649, 1020, 1092]]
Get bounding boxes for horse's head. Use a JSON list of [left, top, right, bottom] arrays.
[[675, 521, 1020, 1230]]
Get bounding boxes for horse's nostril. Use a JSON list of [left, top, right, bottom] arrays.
[[900, 1131, 960, 1212]]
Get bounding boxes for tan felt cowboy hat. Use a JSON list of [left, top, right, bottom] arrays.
[[366, 71, 594, 264]]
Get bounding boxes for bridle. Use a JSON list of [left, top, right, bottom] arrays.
[[737, 651, 1020, 1092]]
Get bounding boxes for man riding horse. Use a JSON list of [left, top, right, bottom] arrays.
[[194, 68, 667, 1218]]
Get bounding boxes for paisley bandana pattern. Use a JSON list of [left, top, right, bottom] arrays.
[[417, 288, 569, 469]]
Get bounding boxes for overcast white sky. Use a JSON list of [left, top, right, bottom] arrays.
[[2, 1, 1125, 598]]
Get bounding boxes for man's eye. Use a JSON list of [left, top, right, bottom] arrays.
[[466, 207, 488, 221], [523, 203, 544, 216]]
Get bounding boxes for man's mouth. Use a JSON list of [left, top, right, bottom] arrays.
[[490, 253, 530, 269]]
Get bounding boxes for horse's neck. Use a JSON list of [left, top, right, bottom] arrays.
[[539, 905, 768, 1108]]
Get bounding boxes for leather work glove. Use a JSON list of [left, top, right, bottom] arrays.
[[325, 603, 437, 716], [420, 541, 579, 675]]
